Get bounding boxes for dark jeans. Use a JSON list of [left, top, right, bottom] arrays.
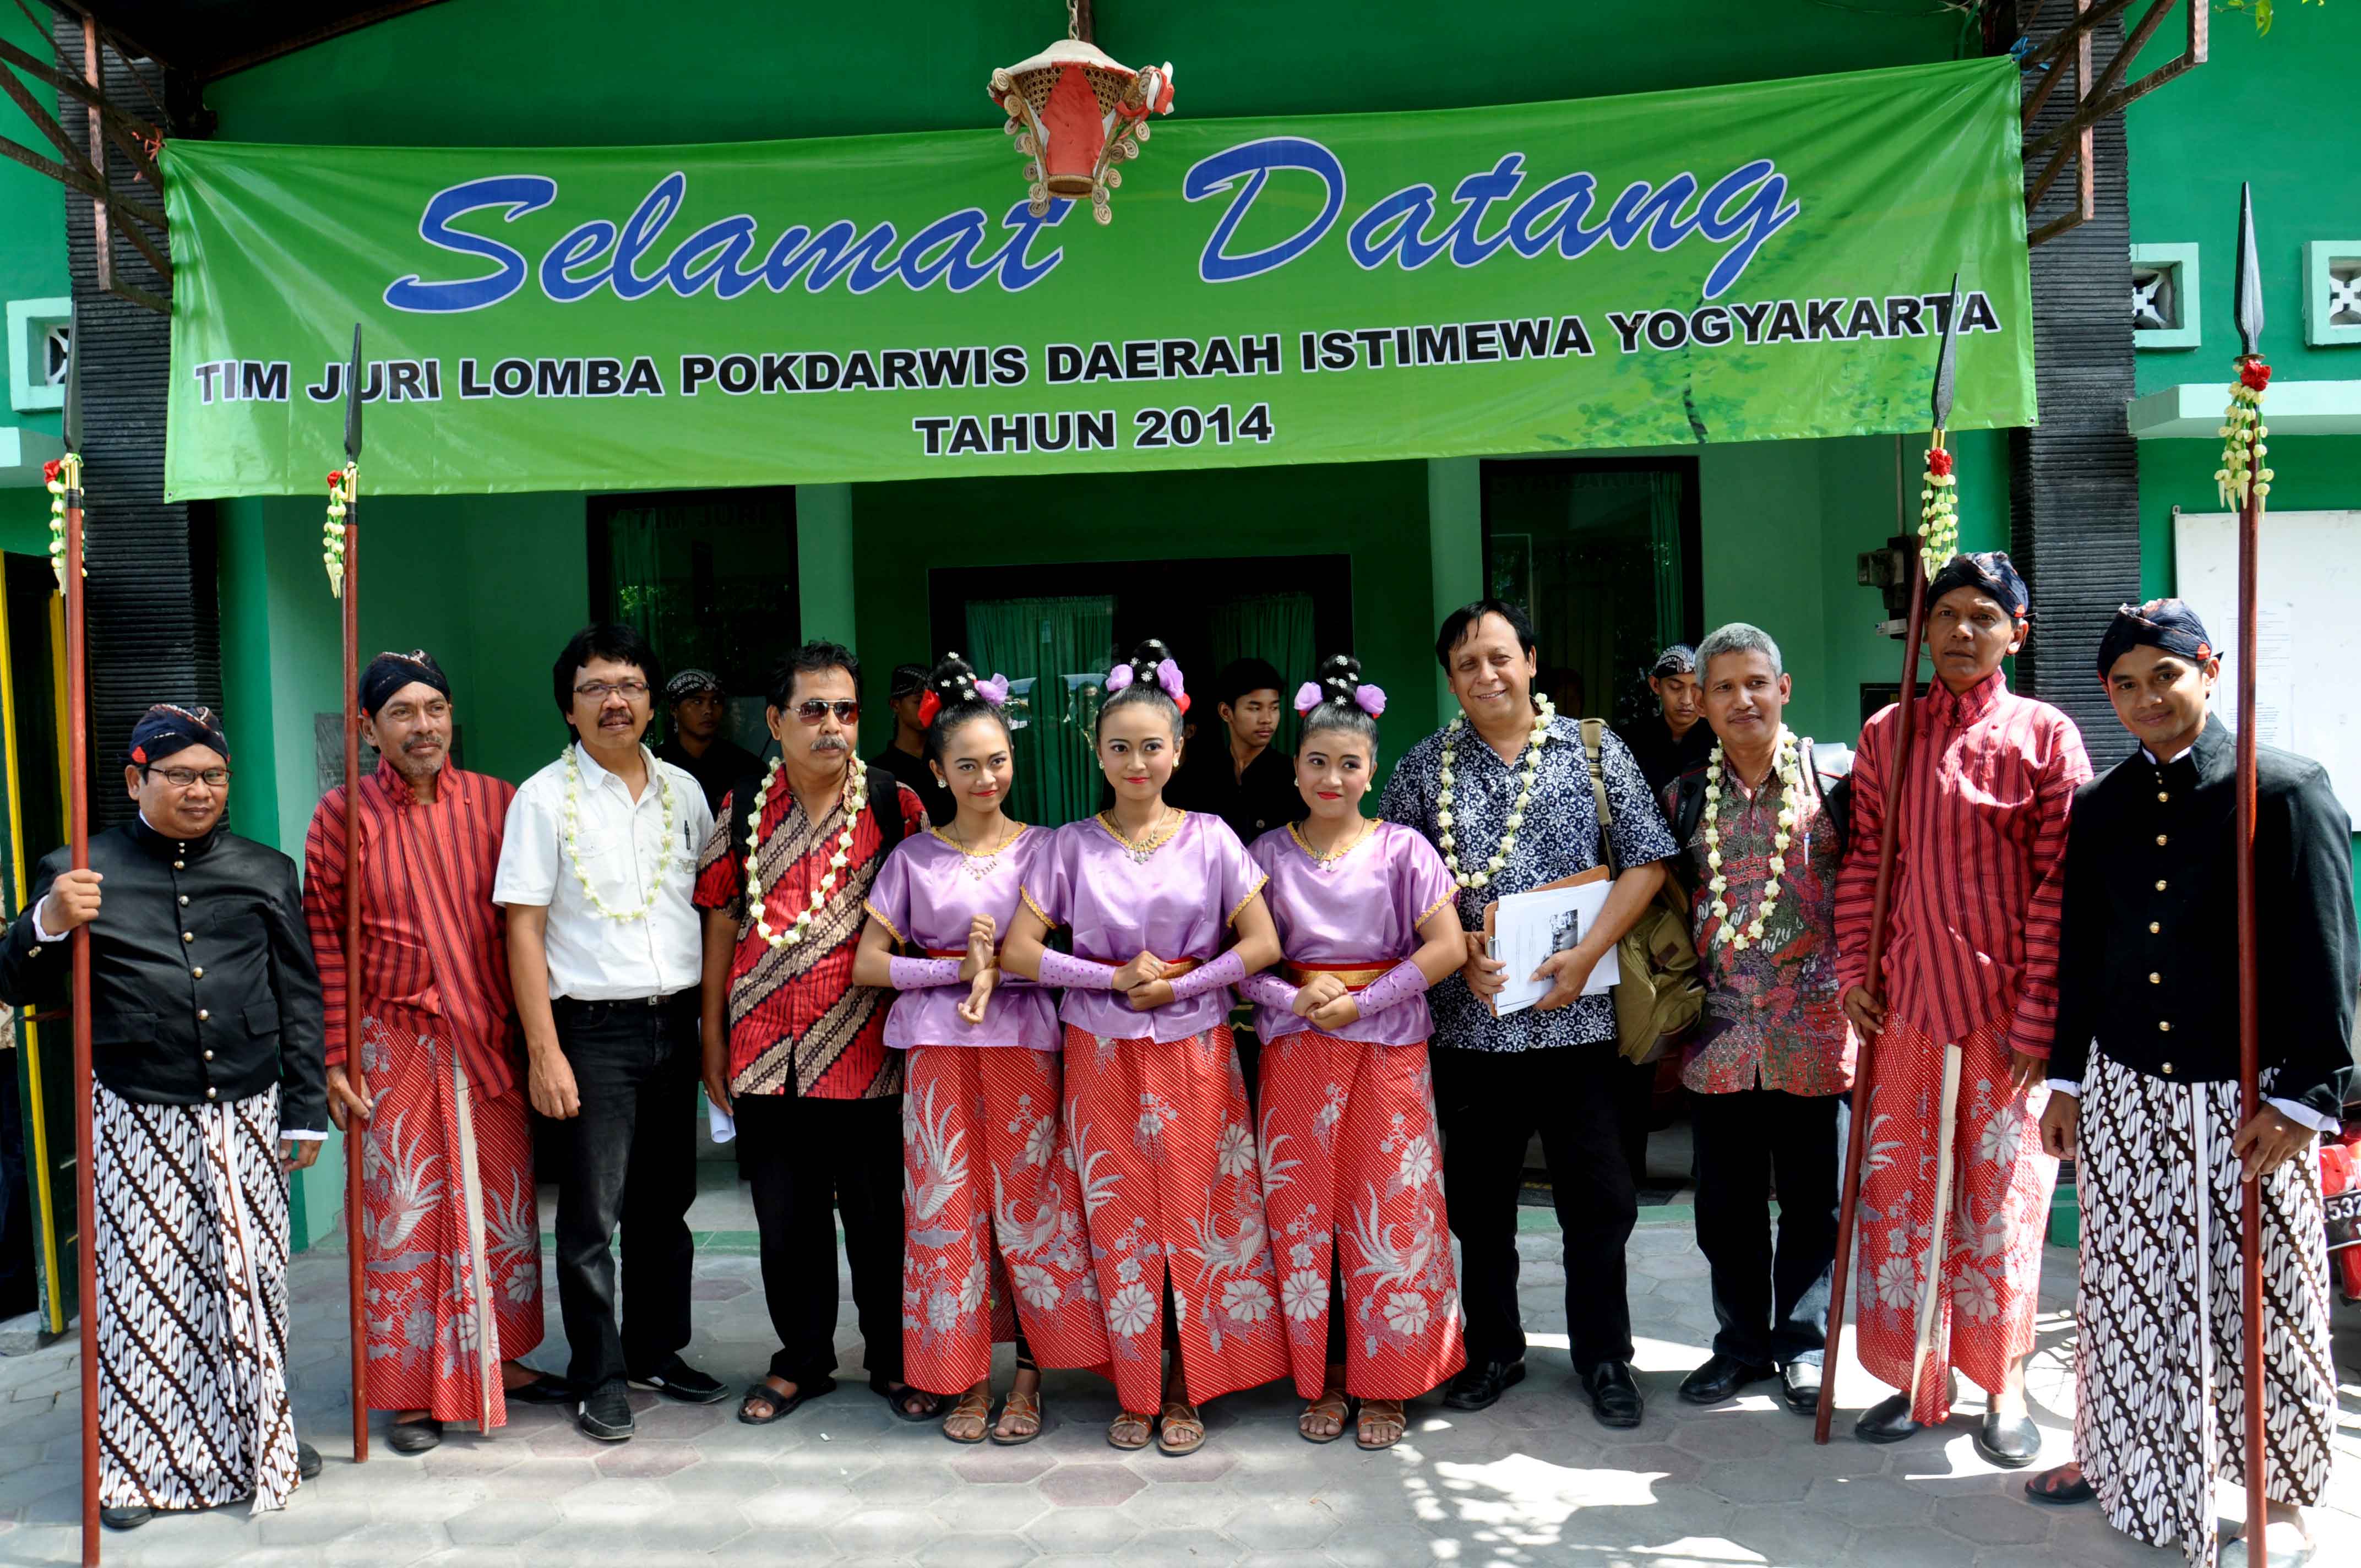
[[1432, 1042, 1636, 1372], [548, 992, 700, 1391], [733, 1092, 906, 1389], [1689, 1086, 1843, 1369]]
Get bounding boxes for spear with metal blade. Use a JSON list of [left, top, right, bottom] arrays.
[[1816, 276, 1959, 1444], [338, 324, 371, 1464]]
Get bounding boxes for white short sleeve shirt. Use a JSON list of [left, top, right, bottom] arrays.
[[493, 741, 715, 1001]]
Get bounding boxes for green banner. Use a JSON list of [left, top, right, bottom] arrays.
[[162, 57, 2032, 499]]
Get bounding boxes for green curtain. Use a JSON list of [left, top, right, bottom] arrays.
[[602, 494, 796, 698], [1206, 591, 1316, 749], [1646, 471, 1685, 654], [965, 595, 1114, 826]]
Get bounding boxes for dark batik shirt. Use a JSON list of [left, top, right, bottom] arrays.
[[1379, 710, 1678, 1053]]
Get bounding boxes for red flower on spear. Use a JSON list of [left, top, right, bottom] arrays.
[[1925, 448, 1954, 477], [328, 470, 348, 489], [42, 459, 61, 483], [2238, 358, 2271, 391]]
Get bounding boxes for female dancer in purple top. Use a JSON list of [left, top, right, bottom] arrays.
[[1240, 655, 1468, 1450], [851, 657, 1109, 1445], [1002, 640, 1288, 1456]]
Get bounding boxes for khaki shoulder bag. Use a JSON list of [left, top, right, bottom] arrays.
[[1577, 718, 1705, 1064]]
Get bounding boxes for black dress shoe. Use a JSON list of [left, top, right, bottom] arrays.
[[1974, 1410, 2043, 1468], [1582, 1361, 1644, 1429], [297, 1441, 322, 1479], [387, 1418, 443, 1455], [1443, 1360, 1526, 1412], [99, 1506, 154, 1531], [1778, 1360, 1823, 1414], [1853, 1391, 1922, 1444], [1678, 1354, 1775, 1405], [2023, 1464, 2096, 1506], [503, 1371, 579, 1406], [628, 1354, 730, 1404], [579, 1377, 635, 1442]]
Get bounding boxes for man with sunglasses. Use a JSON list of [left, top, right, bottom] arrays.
[[0, 704, 328, 1531], [495, 625, 721, 1441], [693, 642, 933, 1425]]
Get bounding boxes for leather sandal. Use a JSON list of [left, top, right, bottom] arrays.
[[2023, 1463, 2096, 1506], [991, 1388, 1043, 1446], [1156, 1400, 1207, 1457], [1107, 1409, 1155, 1451], [940, 1388, 993, 1445], [1356, 1399, 1407, 1451], [1298, 1388, 1352, 1445]]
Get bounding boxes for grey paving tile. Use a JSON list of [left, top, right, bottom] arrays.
[[1856, 1522, 1980, 1567], [591, 1440, 703, 1478], [1932, 1488, 2054, 1547], [913, 1530, 1037, 1568], [736, 1480, 865, 1531], [826, 1505, 950, 1555], [1218, 1495, 1341, 1550], [1125, 1526, 1248, 1566], [1021, 1504, 1139, 1555], [1037, 1461, 1144, 1507], [948, 1444, 1057, 1483], [1804, 1473, 1939, 1528], [444, 1499, 561, 1547]]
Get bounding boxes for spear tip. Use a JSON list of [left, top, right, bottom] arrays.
[[61, 302, 81, 457], [344, 322, 364, 463], [1930, 270, 1961, 433], [2234, 182, 2264, 359]]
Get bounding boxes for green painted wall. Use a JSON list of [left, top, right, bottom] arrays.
[[0, 1, 66, 440]]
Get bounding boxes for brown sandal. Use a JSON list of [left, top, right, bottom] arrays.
[[1298, 1388, 1352, 1445], [992, 1388, 1043, 1446], [940, 1388, 993, 1445], [1356, 1398, 1406, 1450], [1107, 1409, 1155, 1450], [1156, 1400, 1206, 1457]]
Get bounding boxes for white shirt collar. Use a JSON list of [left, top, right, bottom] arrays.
[[574, 738, 655, 792]]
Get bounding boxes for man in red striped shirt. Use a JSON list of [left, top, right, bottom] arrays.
[[304, 650, 568, 1456], [1833, 552, 2090, 1466], [693, 641, 932, 1428]]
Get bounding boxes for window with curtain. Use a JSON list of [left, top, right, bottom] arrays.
[[964, 595, 1115, 827], [590, 487, 798, 703], [1206, 591, 1316, 750]]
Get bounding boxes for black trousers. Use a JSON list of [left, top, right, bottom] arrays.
[[1611, 1053, 1657, 1187], [1432, 1042, 1636, 1372], [1688, 1086, 1842, 1369], [733, 1092, 906, 1389], [548, 992, 700, 1391]]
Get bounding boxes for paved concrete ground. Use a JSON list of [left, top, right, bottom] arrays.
[[2, 1166, 2355, 1567]]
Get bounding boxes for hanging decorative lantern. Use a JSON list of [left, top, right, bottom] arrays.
[[989, 28, 1173, 226]]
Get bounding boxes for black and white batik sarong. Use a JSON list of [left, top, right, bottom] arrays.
[[93, 1081, 300, 1513], [2072, 1047, 2336, 1568]]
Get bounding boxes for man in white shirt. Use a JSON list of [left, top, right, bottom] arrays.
[[494, 624, 721, 1442]]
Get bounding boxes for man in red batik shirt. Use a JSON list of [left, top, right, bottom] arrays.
[[1834, 552, 2090, 1468], [694, 641, 933, 1428], [304, 650, 569, 1456]]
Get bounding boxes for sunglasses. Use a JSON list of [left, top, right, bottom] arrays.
[[793, 699, 860, 723]]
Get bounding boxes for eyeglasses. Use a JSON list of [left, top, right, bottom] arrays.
[[143, 765, 231, 789], [793, 699, 860, 723], [575, 680, 650, 701]]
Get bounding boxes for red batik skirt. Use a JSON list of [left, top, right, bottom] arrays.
[[357, 1012, 543, 1427], [1851, 1013, 2057, 1423], [1062, 1025, 1289, 1414], [1258, 1028, 1465, 1400], [900, 1044, 1111, 1395]]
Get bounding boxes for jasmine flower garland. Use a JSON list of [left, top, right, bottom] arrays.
[[559, 745, 676, 921], [744, 756, 864, 948], [1436, 695, 1555, 890], [1701, 730, 1800, 952]]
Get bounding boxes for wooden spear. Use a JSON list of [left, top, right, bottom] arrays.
[[1815, 276, 1959, 1444], [340, 324, 370, 1463], [59, 309, 97, 1567], [2228, 182, 2267, 1565]]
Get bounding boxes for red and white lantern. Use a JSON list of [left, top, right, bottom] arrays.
[[989, 39, 1173, 225]]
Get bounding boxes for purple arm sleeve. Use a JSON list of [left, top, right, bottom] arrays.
[[1347, 959, 1431, 1015], [888, 955, 964, 990], [1037, 949, 1119, 990], [1166, 949, 1247, 1001], [1237, 971, 1301, 1012]]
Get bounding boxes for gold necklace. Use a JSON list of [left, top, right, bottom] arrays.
[[1097, 807, 1182, 865], [1289, 818, 1372, 872], [937, 821, 1022, 881]]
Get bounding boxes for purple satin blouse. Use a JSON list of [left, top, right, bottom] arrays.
[[1021, 812, 1267, 1046], [864, 827, 1060, 1050], [1245, 821, 1459, 1047]]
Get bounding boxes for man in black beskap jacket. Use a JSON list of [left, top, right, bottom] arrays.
[[0, 704, 326, 1533], [2026, 601, 2354, 1567]]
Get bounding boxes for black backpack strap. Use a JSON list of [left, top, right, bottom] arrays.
[[868, 764, 906, 847], [1672, 767, 1709, 847]]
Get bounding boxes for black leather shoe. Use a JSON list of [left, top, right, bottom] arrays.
[[628, 1354, 730, 1404], [387, 1418, 443, 1455], [100, 1506, 154, 1531], [1853, 1391, 1922, 1444], [1974, 1410, 2043, 1468], [1678, 1354, 1775, 1405], [503, 1371, 579, 1406], [1778, 1360, 1823, 1414], [579, 1377, 635, 1442], [2023, 1464, 2095, 1506], [1443, 1359, 1526, 1412], [297, 1441, 322, 1479], [1582, 1361, 1644, 1429]]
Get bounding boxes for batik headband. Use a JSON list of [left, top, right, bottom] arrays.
[[2095, 598, 2216, 680], [359, 649, 452, 716], [128, 702, 230, 766]]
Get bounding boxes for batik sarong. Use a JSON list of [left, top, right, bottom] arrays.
[[357, 1015, 542, 1427], [1852, 1013, 2057, 1423], [1062, 1025, 1288, 1413], [900, 1044, 1110, 1395], [93, 1082, 300, 1513], [1258, 1028, 1464, 1400], [2074, 1046, 2336, 1568]]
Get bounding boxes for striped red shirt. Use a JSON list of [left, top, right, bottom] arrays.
[[693, 774, 927, 1099], [303, 761, 521, 1096], [1832, 670, 2089, 1060]]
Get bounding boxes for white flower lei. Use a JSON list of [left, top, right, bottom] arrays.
[[744, 756, 864, 948], [559, 744, 676, 921], [1436, 695, 1555, 890], [1701, 729, 1800, 952]]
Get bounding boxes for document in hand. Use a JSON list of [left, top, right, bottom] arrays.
[[1483, 869, 1622, 1017]]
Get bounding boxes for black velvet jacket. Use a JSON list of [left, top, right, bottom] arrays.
[[2050, 716, 2358, 1120], [0, 816, 329, 1133]]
